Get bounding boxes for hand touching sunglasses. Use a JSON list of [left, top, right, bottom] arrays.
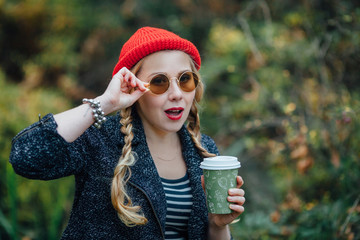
[[146, 71, 199, 95]]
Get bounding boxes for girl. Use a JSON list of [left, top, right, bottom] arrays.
[[10, 27, 245, 239]]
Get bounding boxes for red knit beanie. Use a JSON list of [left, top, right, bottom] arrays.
[[112, 27, 201, 76]]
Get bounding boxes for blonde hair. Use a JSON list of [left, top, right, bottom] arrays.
[[110, 53, 216, 227]]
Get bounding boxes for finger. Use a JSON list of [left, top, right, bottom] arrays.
[[132, 77, 149, 91], [114, 67, 133, 84], [138, 81, 150, 91], [114, 67, 127, 78], [121, 80, 128, 89], [114, 67, 148, 92], [113, 68, 129, 89], [236, 176, 244, 188], [129, 89, 142, 99], [124, 72, 133, 85], [229, 204, 245, 213], [136, 87, 149, 94], [117, 69, 141, 92], [127, 73, 137, 87], [227, 196, 245, 205], [125, 71, 147, 90], [228, 188, 245, 197]]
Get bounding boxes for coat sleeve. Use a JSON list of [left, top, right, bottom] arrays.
[[9, 114, 90, 180]]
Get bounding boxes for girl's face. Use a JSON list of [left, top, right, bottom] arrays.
[[136, 51, 196, 136]]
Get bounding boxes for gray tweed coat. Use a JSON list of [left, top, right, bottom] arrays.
[[10, 110, 219, 239]]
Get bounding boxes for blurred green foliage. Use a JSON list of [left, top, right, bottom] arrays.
[[0, 70, 73, 239], [1, 0, 359, 239]]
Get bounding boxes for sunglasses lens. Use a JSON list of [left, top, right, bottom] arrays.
[[149, 74, 170, 94], [148, 72, 199, 95], [179, 72, 198, 92]]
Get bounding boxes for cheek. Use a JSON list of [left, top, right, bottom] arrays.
[[186, 92, 196, 106], [138, 94, 163, 112], [183, 93, 196, 117]]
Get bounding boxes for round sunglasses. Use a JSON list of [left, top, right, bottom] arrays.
[[146, 71, 199, 95]]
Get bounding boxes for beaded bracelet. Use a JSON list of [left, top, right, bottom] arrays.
[[82, 98, 107, 129]]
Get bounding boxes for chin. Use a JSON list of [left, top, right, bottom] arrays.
[[163, 124, 183, 133], [161, 120, 186, 133]]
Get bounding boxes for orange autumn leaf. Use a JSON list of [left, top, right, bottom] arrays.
[[291, 145, 309, 159], [297, 156, 314, 174], [330, 148, 340, 168], [270, 210, 281, 223]]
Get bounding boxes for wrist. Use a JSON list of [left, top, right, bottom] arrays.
[[208, 223, 230, 240], [95, 94, 116, 116], [208, 216, 231, 240], [82, 98, 107, 129], [209, 220, 228, 231]]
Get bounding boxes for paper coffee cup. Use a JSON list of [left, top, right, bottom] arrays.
[[200, 156, 241, 214]]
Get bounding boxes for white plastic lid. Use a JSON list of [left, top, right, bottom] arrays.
[[200, 156, 241, 170]]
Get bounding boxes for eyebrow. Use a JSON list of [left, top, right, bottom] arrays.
[[147, 69, 192, 79]]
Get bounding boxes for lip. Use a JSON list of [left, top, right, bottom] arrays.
[[164, 107, 184, 121]]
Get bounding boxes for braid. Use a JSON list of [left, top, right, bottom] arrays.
[[187, 101, 216, 158], [111, 107, 148, 226], [186, 62, 216, 158]]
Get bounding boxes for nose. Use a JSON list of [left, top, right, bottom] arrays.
[[167, 77, 183, 101]]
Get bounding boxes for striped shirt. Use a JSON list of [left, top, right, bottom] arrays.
[[161, 173, 193, 240]]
